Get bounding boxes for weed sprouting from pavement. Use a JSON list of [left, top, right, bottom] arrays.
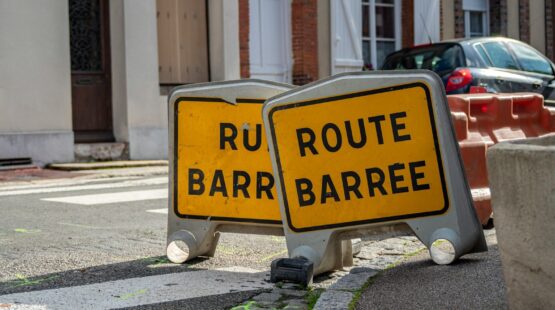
[[305, 288, 324, 310], [117, 289, 148, 300], [142, 257, 172, 267], [230, 300, 259, 310], [14, 228, 41, 234], [9, 274, 58, 288], [347, 275, 378, 310]]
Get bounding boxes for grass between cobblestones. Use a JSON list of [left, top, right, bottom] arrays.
[[305, 287, 324, 309], [347, 275, 378, 310], [229, 243, 428, 309]]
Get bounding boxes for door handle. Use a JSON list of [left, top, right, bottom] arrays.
[[532, 82, 542, 89], [495, 78, 504, 84]]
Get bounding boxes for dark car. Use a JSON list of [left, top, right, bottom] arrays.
[[381, 37, 555, 106]]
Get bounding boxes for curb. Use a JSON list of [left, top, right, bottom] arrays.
[[47, 160, 168, 171], [314, 268, 378, 310], [233, 237, 426, 310]]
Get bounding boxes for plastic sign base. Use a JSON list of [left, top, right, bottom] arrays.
[[270, 257, 314, 287]]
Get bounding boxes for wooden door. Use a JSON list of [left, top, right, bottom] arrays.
[[69, 0, 114, 142]]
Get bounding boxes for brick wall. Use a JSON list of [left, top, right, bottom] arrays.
[[546, 0, 554, 60], [519, 0, 530, 43], [239, 0, 250, 78], [402, 0, 414, 47], [454, 0, 465, 38], [489, 0, 508, 36], [291, 0, 318, 85]]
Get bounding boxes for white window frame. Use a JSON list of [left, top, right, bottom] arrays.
[[361, 0, 401, 69]]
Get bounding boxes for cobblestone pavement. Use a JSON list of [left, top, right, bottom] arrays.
[[231, 236, 426, 310]]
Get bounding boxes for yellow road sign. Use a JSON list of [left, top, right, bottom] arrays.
[[175, 98, 281, 224], [268, 83, 449, 232]]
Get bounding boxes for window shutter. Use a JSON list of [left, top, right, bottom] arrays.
[[156, 0, 209, 84], [413, 0, 440, 45], [331, 0, 363, 74]]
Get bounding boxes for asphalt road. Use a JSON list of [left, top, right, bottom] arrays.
[[0, 175, 288, 309], [355, 232, 507, 310], [0, 172, 506, 309]]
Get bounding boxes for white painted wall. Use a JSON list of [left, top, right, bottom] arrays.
[[0, 0, 241, 163], [318, 0, 331, 78], [0, 0, 74, 164], [442, 0, 455, 40], [507, 0, 519, 39], [110, 0, 168, 160], [414, 0, 440, 44], [209, 0, 241, 81], [530, 0, 546, 54], [110, 0, 129, 143]]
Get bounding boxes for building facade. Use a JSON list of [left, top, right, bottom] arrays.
[[1, 0, 554, 165]]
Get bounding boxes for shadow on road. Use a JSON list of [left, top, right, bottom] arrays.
[[0, 255, 210, 295]]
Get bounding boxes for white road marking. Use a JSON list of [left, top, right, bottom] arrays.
[[0, 177, 167, 197], [146, 208, 168, 214], [0, 176, 136, 192], [0, 268, 270, 310], [41, 189, 167, 205]]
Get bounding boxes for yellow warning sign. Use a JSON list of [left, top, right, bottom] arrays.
[[175, 98, 280, 224], [268, 83, 449, 232]]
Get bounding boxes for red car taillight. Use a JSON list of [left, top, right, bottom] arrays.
[[445, 68, 473, 92]]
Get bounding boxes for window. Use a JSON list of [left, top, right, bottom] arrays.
[[463, 0, 489, 38], [382, 44, 464, 76], [362, 0, 400, 69], [481, 42, 519, 70], [468, 12, 486, 37], [509, 42, 554, 76]]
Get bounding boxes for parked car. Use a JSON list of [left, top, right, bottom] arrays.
[[381, 37, 555, 106]]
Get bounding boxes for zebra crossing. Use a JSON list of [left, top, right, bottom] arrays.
[[0, 176, 169, 213], [0, 267, 270, 309], [0, 176, 275, 309]]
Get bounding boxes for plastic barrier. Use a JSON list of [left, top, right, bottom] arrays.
[[448, 93, 555, 225], [166, 79, 293, 263], [264, 71, 487, 283]]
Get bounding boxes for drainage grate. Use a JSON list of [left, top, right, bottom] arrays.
[[0, 157, 34, 170]]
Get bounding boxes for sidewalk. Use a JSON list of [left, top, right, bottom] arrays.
[[0, 161, 168, 186]]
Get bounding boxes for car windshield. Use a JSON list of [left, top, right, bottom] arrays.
[[382, 44, 464, 76]]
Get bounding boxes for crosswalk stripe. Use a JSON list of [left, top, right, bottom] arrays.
[[0, 267, 270, 310], [41, 189, 167, 205], [0, 176, 136, 192], [0, 177, 167, 197], [146, 208, 168, 214]]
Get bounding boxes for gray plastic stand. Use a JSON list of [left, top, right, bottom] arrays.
[[263, 71, 488, 280]]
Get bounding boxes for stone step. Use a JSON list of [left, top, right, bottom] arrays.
[[48, 160, 168, 171], [74, 143, 129, 162]]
